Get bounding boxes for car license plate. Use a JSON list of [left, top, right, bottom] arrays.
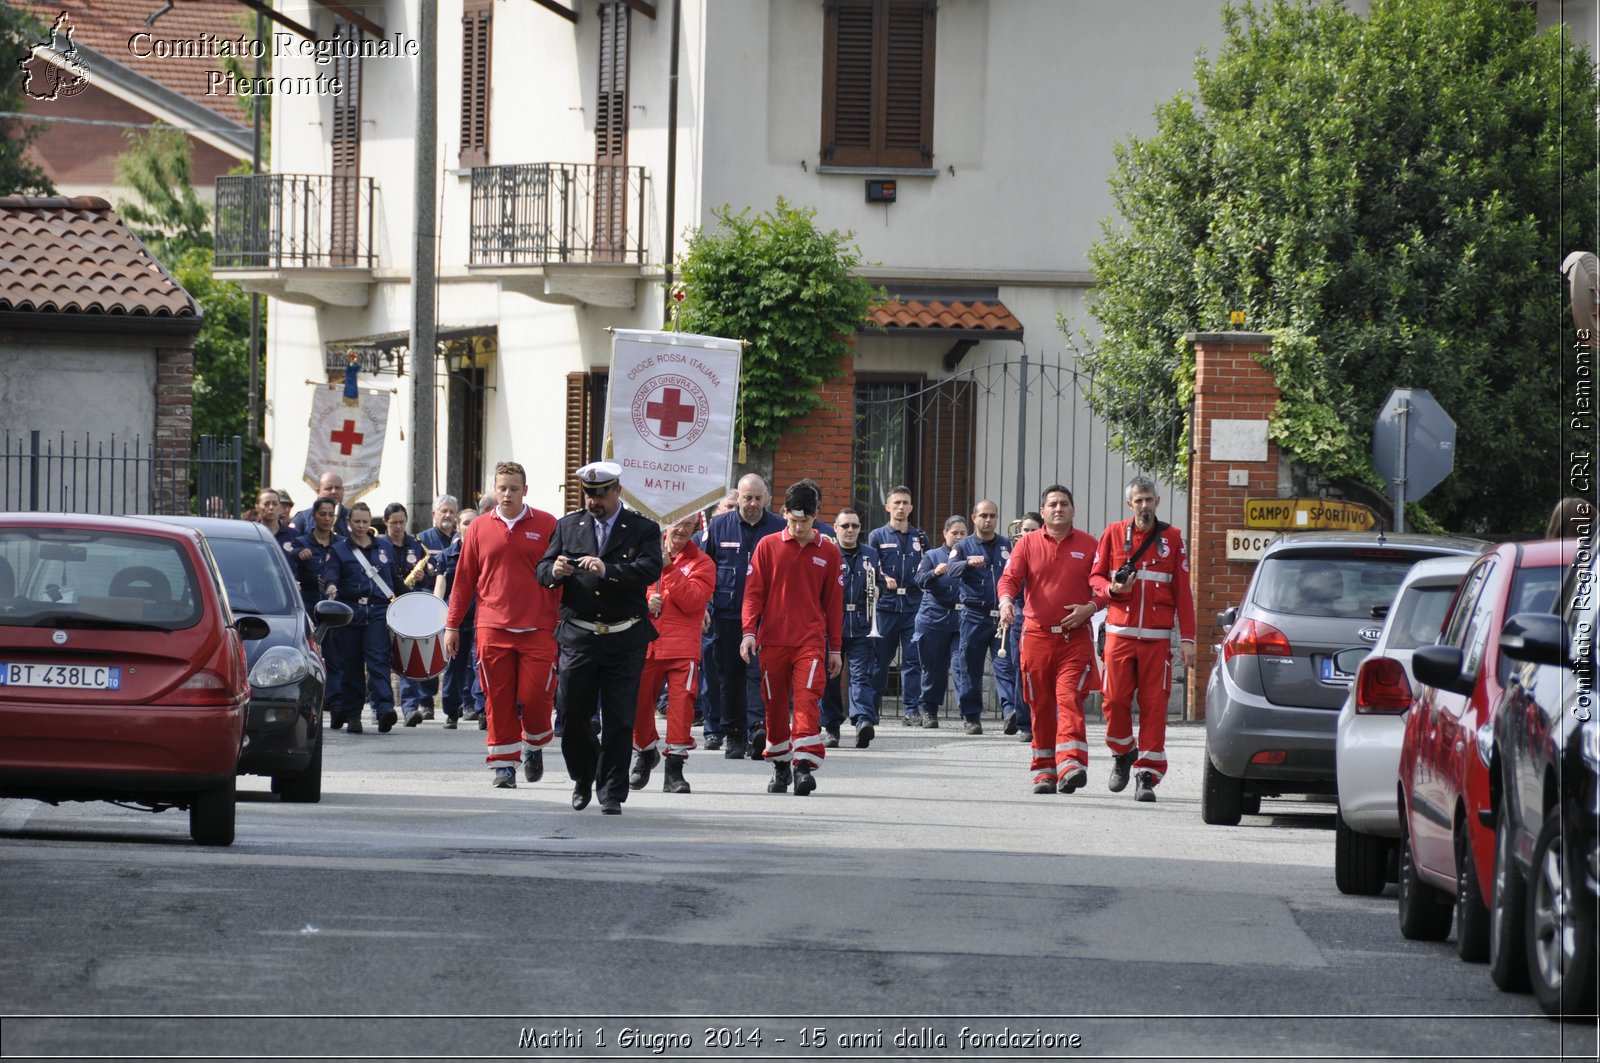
[[0, 662, 121, 690], [1319, 656, 1353, 683]]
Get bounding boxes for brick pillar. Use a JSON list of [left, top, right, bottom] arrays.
[[771, 359, 856, 515], [1185, 331, 1278, 721], [154, 345, 195, 514]]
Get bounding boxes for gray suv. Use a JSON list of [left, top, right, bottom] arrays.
[[1202, 531, 1487, 826]]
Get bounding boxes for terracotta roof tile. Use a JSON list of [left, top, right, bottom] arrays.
[[0, 196, 198, 318], [17, 0, 254, 124], [869, 299, 1024, 335]]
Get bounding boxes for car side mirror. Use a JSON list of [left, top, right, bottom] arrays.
[[1332, 646, 1371, 675], [1498, 611, 1566, 667], [235, 615, 272, 641], [1412, 644, 1473, 696], [312, 599, 355, 643], [1217, 606, 1238, 632]]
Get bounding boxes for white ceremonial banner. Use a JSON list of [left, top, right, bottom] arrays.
[[605, 328, 742, 524], [304, 386, 390, 501]]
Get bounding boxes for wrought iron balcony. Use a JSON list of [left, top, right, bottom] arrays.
[[214, 173, 376, 270], [470, 162, 648, 266]]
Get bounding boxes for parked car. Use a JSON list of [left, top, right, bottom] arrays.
[[149, 517, 351, 803], [1476, 544, 1597, 1018], [1202, 531, 1488, 826], [1399, 541, 1566, 966], [0, 513, 268, 844], [1333, 554, 1478, 895]]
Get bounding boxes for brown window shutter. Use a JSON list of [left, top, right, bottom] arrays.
[[565, 372, 592, 514], [821, 0, 876, 166], [880, 0, 934, 167], [330, 18, 363, 266], [459, 0, 492, 168], [593, 0, 630, 262]]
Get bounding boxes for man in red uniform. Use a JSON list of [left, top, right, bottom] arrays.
[[443, 461, 561, 789], [629, 515, 714, 794], [1089, 474, 1196, 802], [740, 481, 843, 796], [997, 485, 1101, 794]]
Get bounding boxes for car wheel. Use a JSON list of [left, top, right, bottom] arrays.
[[1489, 801, 1530, 992], [1200, 753, 1243, 826], [1335, 808, 1388, 896], [276, 733, 323, 804], [1240, 793, 1262, 816], [189, 776, 236, 847], [1525, 810, 1598, 1018], [1455, 818, 1490, 962], [1398, 832, 1453, 941]]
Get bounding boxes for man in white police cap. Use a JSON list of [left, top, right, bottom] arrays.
[[536, 461, 663, 814]]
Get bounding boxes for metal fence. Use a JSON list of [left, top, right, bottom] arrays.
[[469, 162, 649, 266], [0, 432, 244, 518], [214, 173, 377, 269]]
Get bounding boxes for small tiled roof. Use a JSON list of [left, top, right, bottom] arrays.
[[869, 299, 1024, 337], [0, 196, 199, 318], [16, 0, 253, 124]]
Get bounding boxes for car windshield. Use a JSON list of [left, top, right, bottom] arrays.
[[1384, 582, 1457, 649], [206, 536, 295, 615], [0, 528, 201, 630], [1253, 551, 1421, 619]]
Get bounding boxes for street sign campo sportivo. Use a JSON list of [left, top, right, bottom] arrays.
[[1244, 497, 1378, 531]]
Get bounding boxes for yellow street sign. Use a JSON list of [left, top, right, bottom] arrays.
[[1245, 497, 1377, 531]]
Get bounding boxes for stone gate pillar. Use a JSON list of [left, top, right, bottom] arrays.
[[1185, 331, 1278, 721]]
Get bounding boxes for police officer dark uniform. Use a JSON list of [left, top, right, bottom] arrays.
[[536, 462, 664, 815]]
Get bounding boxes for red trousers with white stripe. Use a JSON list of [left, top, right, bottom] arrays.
[[632, 656, 699, 758], [476, 627, 557, 770], [1019, 631, 1098, 786], [1101, 633, 1172, 783], [759, 644, 827, 769]]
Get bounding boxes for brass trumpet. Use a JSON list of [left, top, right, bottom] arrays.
[[403, 543, 433, 589], [865, 560, 881, 638]]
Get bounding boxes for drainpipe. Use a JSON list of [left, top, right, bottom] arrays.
[[661, 0, 681, 323]]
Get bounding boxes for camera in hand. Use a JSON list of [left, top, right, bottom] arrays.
[[1113, 561, 1136, 586]]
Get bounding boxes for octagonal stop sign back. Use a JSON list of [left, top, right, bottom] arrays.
[[1372, 388, 1456, 502]]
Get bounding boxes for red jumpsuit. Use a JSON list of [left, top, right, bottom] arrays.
[[1089, 519, 1195, 785], [633, 539, 714, 757], [446, 505, 561, 772], [997, 527, 1102, 787], [741, 529, 843, 769]]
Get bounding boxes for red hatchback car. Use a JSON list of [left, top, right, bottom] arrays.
[[1397, 539, 1567, 958], [0, 514, 267, 845]]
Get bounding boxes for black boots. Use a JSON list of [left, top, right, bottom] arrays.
[[767, 761, 792, 793], [663, 754, 690, 794], [628, 747, 662, 791]]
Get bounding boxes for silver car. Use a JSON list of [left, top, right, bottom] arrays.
[[1202, 531, 1487, 827], [1332, 554, 1477, 894]]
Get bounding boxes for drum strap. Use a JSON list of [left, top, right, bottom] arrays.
[[351, 545, 397, 602]]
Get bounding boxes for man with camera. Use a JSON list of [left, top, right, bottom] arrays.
[[1089, 475, 1196, 803]]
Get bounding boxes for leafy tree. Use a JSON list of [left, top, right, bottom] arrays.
[[116, 128, 260, 502], [0, 4, 55, 196], [1071, 0, 1597, 533], [672, 199, 880, 452]]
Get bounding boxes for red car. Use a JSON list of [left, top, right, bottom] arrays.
[[1398, 539, 1566, 958], [0, 514, 267, 845]]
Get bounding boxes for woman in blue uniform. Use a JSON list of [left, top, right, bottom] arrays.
[[911, 516, 969, 728], [382, 502, 434, 727], [322, 501, 397, 734]]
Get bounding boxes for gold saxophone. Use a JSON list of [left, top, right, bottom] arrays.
[[403, 543, 433, 589]]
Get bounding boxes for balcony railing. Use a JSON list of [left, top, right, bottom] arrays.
[[214, 174, 376, 270], [470, 162, 647, 266]]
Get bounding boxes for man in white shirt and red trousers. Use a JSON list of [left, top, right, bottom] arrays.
[[739, 481, 844, 796]]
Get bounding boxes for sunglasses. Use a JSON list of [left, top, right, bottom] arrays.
[[581, 485, 612, 496], [835, 523, 861, 529]]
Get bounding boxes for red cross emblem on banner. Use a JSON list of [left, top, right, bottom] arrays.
[[330, 419, 365, 456], [645, 387, 696, 439]]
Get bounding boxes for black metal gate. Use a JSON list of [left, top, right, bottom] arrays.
[[852, 351, 1186, 535], [0, 432, 245, 517]]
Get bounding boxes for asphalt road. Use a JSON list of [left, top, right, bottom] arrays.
[[1, 715, 1595, 1063]]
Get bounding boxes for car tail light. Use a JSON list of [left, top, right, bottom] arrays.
[[168, 669, 239, 707], [1251, 750, 1288, 765], [1354, 656, 1412, 715], [1222, 618, 1293, 661]]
